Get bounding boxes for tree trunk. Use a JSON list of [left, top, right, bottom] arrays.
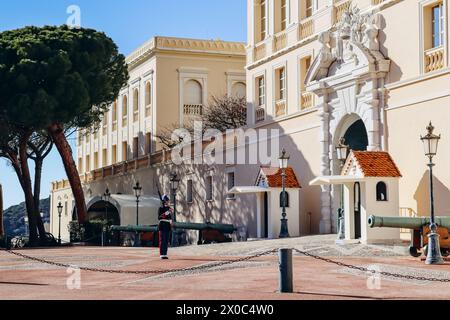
[[0, 184, 4, 238], [18, 133, 39, 245], [48, 123, 87, 223], [33, 158, 47, 241]]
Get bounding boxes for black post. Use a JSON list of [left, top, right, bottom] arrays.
[[428, 159, 435, 224], [172, 190, 178, 247], [58, 212, 61, 245], [135, 197, 140, 247], [279, 249, 293, 293], [279, 167, 290, 238]]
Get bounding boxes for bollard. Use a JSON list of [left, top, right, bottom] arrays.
[[278, 248, 293, 293]]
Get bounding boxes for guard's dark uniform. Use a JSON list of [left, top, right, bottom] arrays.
[[158, 205, 173, 258]]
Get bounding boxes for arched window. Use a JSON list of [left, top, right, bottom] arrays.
[[133, 89, 139, 122], [145, 82, 152, 106], [376, 182, 388, 201], [280, 191, 290, 208], [122, 95, 128, 126], [231, 82, 246, 98], [184, 79, 203, 105]]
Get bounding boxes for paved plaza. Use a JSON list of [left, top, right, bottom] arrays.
[[0, 236, 449, 300]]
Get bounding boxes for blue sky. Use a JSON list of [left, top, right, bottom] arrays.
[[0, 0, 247, 209]]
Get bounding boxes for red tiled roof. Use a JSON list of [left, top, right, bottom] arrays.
[[345, 151, 402, 178], [260, 166, 302, 188]]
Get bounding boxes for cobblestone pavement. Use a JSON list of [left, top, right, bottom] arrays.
[[0, 235, 449, 300], [170, 235, 410, 257]]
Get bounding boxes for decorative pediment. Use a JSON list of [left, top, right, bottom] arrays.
[[305, 6, 390, 91]]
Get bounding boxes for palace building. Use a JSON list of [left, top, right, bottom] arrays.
[[51, 0, 450, 244]]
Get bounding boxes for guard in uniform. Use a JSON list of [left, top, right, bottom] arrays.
[[158, 195, 173, 259]]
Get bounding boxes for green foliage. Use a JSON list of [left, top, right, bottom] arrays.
[[0, 25, 129, 131]]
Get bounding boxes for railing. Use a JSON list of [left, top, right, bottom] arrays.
[[299, 18, 314, 41], [254, 42, 267, 61], [399, 207, 417, 240], [183, 104, 203, 116], [333, 0, 351, 25], [273, 31, 287, 52], [255, 107, 265, 123], [275, 100, 287, 117], [425, 46, 445, 73], [300, 92, 314, 110]]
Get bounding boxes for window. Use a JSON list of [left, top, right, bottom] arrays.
[[257, 76, 265, 106], [306, 0, 313, 18], [94, 152, 99, 170], [122, 95, 128, 126], [184, 80, 203, 105], [102, 114, 108, 136], [133, 89, 139, 123], [376, 182, 388, 201], [64, 200, 68, 217], [145, 133, 152, 155], [145, 82, 152, 117], [281, 0, 287, 31], [112, 145, 117, 164], [102, 149, 108, 167], [206, 176, 213, 201], [432, 3, 444, 48], [231, 82, 246, 98], [133, 137, 139, 159], [86, 155, 91, 172], [187, 179, 193, 203], [261, 0, 267, 40], [77, 131, 83, 145], [280, 191, 290, 208], [112, 102, 118, 131], [278, 67, 286, 100], [78, 158, 83, 173], [122, 142, 128, 162], [227, 172, 235, 199]]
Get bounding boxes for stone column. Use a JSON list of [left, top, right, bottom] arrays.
[[318, 94, 332, 234]]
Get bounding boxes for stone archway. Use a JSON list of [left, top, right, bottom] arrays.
[[305, 7, 390, 234]]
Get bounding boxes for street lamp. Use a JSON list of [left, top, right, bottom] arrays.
[[420, 122, 444, 265], [133, 181, 142, 247], [102, 188, 111, 247], [24, 216, 29, 237], [336, 137, 349, 240], [279, 149, 290, 238], [57, 202, 63, 245], [170, 173, 181, 246]]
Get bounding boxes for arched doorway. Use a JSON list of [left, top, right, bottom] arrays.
[[343, 120, 369, 152]]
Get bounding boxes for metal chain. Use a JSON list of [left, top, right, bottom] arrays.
[[1, 248, 278, 275], [293, 248, 450, 283]]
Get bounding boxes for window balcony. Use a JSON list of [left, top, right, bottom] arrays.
[[255, 107, 265, 123], [333, 0, 351, 25], [112, 120, 118, 132], [300, 92, 314, 110], [122, 116, 128, 127], [299, 17, 314, 41], [425, 46, 445, 73], [183, 104, 203, 116], [273, 31, 287, 52], [275, 100, 287, 117], [254, 42, 267, 61]]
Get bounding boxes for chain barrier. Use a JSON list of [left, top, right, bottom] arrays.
[[293, 248, 450, 283], [0, 248, 278, 276], [1, 246, 450, 283]]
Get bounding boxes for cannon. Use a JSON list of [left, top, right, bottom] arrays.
[[111, 222, 237, 246], [368, 215, 450, 257]]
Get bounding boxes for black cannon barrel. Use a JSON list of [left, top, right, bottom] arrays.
[[111, 222, 236, 234]]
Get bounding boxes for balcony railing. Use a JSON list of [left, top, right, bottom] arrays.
[[273, 31, 287, 52], [275, 100, 287, 117], [255, 107, 265, 123], [333, 0, 351, 25], [300, 92, 314, 110], [425, 46, 445, 73], [184, 104, 203, 116], [299, 18, 314, 41], [254, 42, 267, 61]]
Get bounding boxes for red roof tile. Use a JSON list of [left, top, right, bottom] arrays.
[[260, 166, 302, 188], [343, 151, 402, 178]]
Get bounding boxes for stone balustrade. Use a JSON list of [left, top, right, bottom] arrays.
[[254, 42, 267, 61], [301, 92, 314, 110], [255, 107, 265, 123], [183, 104, 203, 116], [425, 46, 445, 73], [299, 18, 314, 41], [275, 100, 287, 117], [273, 31, 287, 52]]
